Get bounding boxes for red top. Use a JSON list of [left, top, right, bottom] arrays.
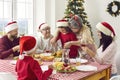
[[16, 56, 53, 80], [57, 32, 79, 58], [0, 35, 19, 59]]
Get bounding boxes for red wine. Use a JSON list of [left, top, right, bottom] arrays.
[[81, 44, 86, 47], [46, 50, 50, 53], [63, 63, 68, 67]]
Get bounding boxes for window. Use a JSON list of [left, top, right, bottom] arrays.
[[0, 0, 33, 36]]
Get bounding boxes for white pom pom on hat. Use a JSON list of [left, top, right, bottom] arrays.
[[5, 21, 18, 33], [19, 36, 36, 59], [56, 19, 69, 27], [96, 22, 115, 37], [38, 23, 49, 31]]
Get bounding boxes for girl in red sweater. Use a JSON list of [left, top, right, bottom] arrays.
[[51, 19, 79, 58], [16, 36, 53, 80]]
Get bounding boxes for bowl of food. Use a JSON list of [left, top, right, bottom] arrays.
[[52, 50, 62, 58], [33, 54, 41, 59], [40, 53, 54, 61]]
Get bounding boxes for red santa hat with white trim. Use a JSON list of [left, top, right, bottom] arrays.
[[38, 23, 49, 31], [5, 21, 18, 33], [19, 36, 37, 59], [56, 19, 69, 27], [96, 22, 115, 37]]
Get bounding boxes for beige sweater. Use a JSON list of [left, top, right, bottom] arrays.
[[94, 41, 117, 74]]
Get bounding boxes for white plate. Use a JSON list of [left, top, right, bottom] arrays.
[[70, 59, 88, 64], [10, 60, 17, 65], [81, 59, 88, 63], [76, 65, 97, 71], [40, 53, 51, 56]]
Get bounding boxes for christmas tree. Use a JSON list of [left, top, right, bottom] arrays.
[[64, 0, 92, 33]]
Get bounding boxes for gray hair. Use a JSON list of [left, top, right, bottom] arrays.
[[69, 15, 83, 28]]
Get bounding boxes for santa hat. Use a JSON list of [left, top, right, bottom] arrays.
[[38, 23, 49, 31], [56, 19, 69, 27], [19, 36, 36, 59], [5, 21, 18, 33], [69, 15, 82, 28], [96, 22, 115, 37]]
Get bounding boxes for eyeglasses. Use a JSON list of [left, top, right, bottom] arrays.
[[70, 27, 79, 29], [70, 26, 79, 29], [42, 28, 50, 31]]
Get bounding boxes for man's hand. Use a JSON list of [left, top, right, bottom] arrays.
[[12, 45, 20, 52]]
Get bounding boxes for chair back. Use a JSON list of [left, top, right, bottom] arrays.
[[110, 75, 120, 80], [0, 72, 16, 80]]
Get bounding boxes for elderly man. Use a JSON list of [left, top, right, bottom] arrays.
[[0, 21, 20, 59]]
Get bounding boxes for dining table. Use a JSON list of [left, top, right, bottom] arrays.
[[0, 58, 111, 80]]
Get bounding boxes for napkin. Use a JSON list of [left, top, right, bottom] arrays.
[[10, 60, 17, 65], [41, 65, 48, 72]]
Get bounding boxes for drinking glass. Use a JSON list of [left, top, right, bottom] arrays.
[[76, 50, 81, 66]]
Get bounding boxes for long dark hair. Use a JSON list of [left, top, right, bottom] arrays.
[[59, 26, 73, 33], [99, 32, 113, 51], [64, 27, 73, 33]]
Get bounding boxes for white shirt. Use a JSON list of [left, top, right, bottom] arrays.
[[36, 35, 53, 53]]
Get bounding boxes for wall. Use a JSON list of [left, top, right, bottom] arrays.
[[45, 0, 67, 34], [34, 0, 120, 59], [33, 0, 45, 35], [84, 0, 120, 74], [53, 0, 120, 55]]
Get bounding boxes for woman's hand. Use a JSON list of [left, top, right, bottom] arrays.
[[50, 37, 56, 45], [64, 41, 72, 49], [81, 45, 96, 57]]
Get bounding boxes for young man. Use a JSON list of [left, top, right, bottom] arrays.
[[0, 21, 20, 59]]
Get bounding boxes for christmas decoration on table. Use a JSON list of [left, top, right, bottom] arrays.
[[53, 61, 77, 73], [106, 1, 120, 17], [64, 0, 92, 35], [53, 49, 77, 73]]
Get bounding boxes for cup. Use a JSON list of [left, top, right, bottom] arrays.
[[76, 58, 81, 66]]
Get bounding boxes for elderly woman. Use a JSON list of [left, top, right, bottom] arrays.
[[64, 15, 96, 60], [51, 15, 95, 60], [36, 23, 57, 53]]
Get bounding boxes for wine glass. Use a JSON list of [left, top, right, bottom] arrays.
[[44, 44, 52, 53], [76, 50, 81, 66], [80, 38, 87, 46], [61, 49, 70, 76]]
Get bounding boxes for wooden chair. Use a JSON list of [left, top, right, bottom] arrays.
[[110, 75, 120, 80], [0, 72, 16, 80], [116, 52, 120, 75]]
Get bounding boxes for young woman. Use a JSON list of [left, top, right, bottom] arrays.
[[81, 22, 117, 77]]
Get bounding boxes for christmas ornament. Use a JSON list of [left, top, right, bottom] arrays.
[[107, 1, 120, 17]]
